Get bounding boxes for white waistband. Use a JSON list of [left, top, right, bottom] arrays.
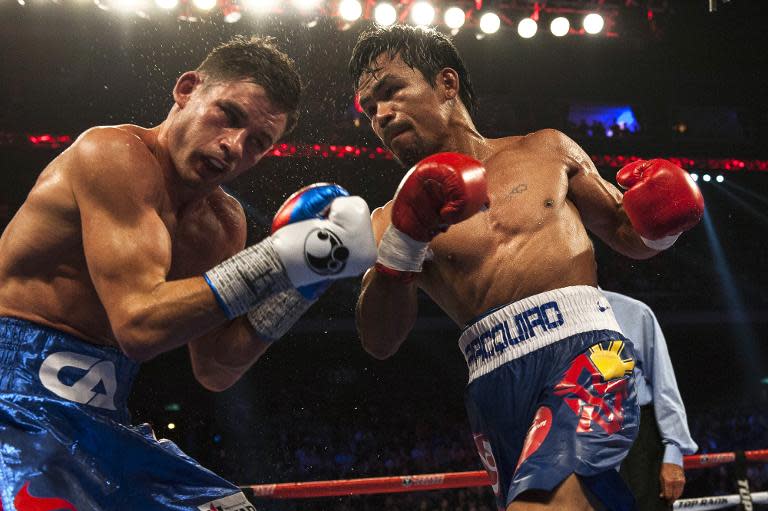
[[459, 286, 622, 382]]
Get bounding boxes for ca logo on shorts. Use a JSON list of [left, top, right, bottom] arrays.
[[38, 352, 117, 410]]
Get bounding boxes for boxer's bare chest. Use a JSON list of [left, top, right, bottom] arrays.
[[427, 144, 570, 264], [416, 142, 586, 321]]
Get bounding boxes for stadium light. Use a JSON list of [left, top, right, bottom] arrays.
[[550, 16, 569, 37], [339, 0, 362, 21], [444, 6, 465, 29], [517, 17, 537, 38], [293, 0, 321, 12], [411, 1, 435, 26], [479, 12, 500, 34], [374, 2, 396, 26], [583, 13, 604, 34], [222, 3, 241, 21], [192, 0, 216, 11]]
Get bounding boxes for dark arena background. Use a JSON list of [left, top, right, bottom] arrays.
[[1, 0, 767, 509]]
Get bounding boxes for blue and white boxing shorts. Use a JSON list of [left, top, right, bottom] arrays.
[[461, 286, 639, 510], [0, 317, 256, 511]]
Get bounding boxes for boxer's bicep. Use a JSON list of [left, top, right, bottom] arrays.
[[567, 163, 625, 240], [70, 129, 172, 333], [370, 201, 393, 245], [359, 203, 391, 286], [564, 141, 644, 254], [358, 206, 385, 293]]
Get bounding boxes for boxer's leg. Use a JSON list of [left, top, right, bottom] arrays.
[[509, 474, 596, 511], [505, 338, 639, 511]]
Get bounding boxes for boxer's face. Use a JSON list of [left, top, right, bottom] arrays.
[[170, 73, 287, 189], [357, 53, 452, 168]]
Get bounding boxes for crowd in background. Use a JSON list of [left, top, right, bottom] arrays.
[[189, 388, 768, 511]]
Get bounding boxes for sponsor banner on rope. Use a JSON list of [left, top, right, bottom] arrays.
[[673, 491, 767, 511]]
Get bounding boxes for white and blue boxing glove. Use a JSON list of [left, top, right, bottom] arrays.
[[271, 183, 349, 300], [204, 183, 376, 341]]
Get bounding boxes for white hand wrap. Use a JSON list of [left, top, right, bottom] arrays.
[[204, 238, 293, 319], [641, 233, 680, 251], [246, 288, 314, 342], [205, 196, 376, 321], [376, 224, 430, 272]]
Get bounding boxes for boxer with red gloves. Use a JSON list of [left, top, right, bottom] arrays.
[[351, 25, 703, 511], [616, 159, 704, 251]]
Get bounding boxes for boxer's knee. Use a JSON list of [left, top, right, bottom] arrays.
[[507, 474, 598, 511]]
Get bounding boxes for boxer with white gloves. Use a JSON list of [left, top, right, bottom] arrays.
[[0, 37, 373, 511], [351, 25, 704, 511]]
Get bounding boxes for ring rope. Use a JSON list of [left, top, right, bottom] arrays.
[[242, 449, 768, 499], [672, 491, 767, 511]]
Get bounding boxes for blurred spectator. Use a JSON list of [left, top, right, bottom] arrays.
[[188, 384, 767, 511]]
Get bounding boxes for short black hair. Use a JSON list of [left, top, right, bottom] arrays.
[[349, 25, 477, 116], [197, 36, 302, 135]]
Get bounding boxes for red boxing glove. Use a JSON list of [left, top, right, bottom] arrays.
[[391, 152, 489, 242], [376, 152, 489, 279], [616, 159, 704, 249]]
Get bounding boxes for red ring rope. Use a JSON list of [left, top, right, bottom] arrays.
[[242, 449, 768, 499]]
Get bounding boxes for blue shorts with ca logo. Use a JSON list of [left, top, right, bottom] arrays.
[[0, 317, 255, 511]]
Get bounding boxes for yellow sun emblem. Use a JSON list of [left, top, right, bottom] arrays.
[[588, 340, 635, 380]]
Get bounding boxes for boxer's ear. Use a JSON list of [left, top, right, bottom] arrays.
[[437, 68, 459, 101], [173, 71, 202, 108]]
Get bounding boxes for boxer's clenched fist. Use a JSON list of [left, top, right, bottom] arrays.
[[376, 152, 489, 281], [271, 183, 349, 300], [616, 159, 704, 251], [205, 184, 377, 319]]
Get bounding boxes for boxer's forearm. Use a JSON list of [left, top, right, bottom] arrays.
[[108, 276, 236, 362], [187, 317, 270, 392], [355, 270, 418, 359], [602, 211, 659, 260]]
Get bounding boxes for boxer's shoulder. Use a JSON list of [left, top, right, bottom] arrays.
[[486, 130, 579, 174], [523, 129, 589, 164], [72, 125, 156, 164], [67, 126, 161, 183], [490, 129, 568, 154], [485, 131, 559, 158], [65, 126, 166, 206]]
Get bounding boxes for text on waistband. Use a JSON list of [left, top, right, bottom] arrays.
[[464, 301, 564, 365]]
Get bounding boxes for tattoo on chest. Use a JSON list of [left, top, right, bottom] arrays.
[[506, 183, 528, 198]]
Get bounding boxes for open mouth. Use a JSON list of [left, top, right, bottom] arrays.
[[201, 156, 228, 174], [387, 127, 410, 146]]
